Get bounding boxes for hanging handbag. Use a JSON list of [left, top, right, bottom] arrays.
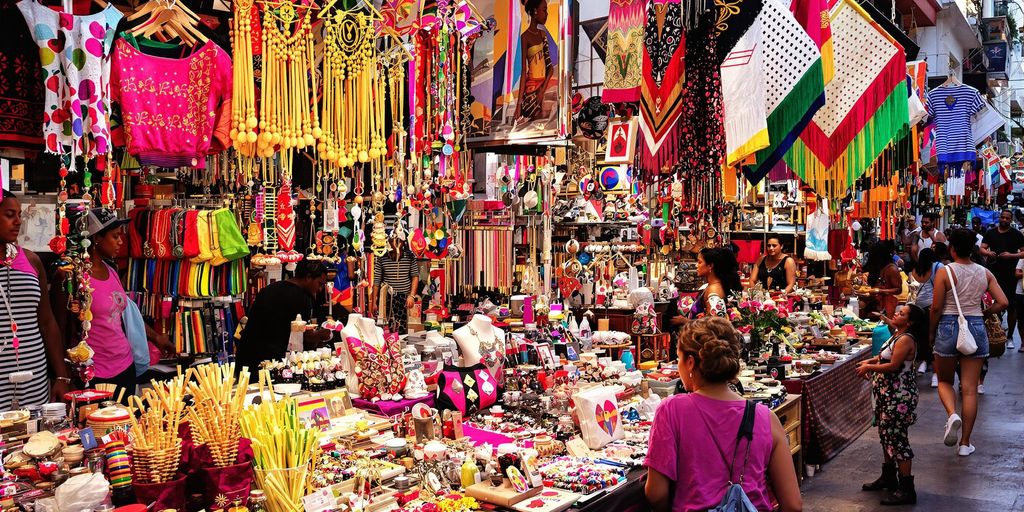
[[945, 266, 978, 355]]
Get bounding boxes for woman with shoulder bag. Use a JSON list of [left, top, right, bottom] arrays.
[[644, 317, 802, 512], [929, 229, 1008, 456]]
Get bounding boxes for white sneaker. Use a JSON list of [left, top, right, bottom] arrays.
[[1008, 342, 1016, 350], [917, 362, 927, 374], [978, 384, 986, 395], [944, 414, 962, 447], [957, 444, 976, 456], [931, 374, 939, 388]]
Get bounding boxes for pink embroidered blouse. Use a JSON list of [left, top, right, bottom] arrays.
[[110, 38, 231, 168]]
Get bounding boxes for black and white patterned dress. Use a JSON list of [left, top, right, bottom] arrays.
[[0, 248, 49, 409]]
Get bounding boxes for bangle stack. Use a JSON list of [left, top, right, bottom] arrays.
[[537, 457, 627, 494]]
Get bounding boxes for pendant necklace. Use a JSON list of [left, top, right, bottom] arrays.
[[0, 252, 19, 358], [468, 324, 501, 367]]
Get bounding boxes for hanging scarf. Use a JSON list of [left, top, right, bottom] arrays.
[[603, 0, 646, 103], [785, 0, 909, 198], [677, 11, 725, 179], [717, 0, 767, 165], [790, 0, 834, 84], [741, 0, 825, 185], [638, 0, 687, 173]]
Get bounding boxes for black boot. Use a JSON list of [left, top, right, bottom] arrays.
[[862, 462, 898, 492], [881, 475, 917, 506]]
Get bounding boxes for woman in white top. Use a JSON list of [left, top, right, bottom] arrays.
[[929, 229, 1007, 456]]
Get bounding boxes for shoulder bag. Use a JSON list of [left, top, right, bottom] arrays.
[[944, 266, 978, 355]]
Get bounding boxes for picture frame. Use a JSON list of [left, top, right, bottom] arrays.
[[603, 117, 638, 164]]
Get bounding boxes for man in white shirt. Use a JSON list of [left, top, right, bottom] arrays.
[[911, 212, 946, 263]]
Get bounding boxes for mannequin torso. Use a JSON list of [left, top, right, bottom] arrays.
[[454, 315, 506, 381]]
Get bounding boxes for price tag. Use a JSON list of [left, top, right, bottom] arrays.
[[80, 428, 97, 451], [302, 488, 335, 512]]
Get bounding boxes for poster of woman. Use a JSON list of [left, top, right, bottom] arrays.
[[469, 0, 569, 142]]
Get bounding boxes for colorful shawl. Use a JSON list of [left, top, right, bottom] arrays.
[[638, 0, 687, 172], [720, 3, 769, 164], [790, 0, 834, 83], [603, 0, 646, 103], [785, 0, 909, 198], [741, 0, 825, 184]]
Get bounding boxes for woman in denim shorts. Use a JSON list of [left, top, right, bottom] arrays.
[[929, 229, 1008, 457]]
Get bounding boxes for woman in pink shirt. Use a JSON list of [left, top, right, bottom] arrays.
[[53, 209, 135, 402], [645, 317, 802, 512]]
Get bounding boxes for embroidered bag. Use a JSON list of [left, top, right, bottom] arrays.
[[435, 363, 498, 416], [183, 210, 201, 258]]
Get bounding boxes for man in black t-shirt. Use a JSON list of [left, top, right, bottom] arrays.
[[235, 260, 334, 372], [980, 210, 1024, 340]]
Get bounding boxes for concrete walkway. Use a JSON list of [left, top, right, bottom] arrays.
[[801, 340, 1024, 511]]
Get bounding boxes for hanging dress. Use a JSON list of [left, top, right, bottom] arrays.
[[16, 0, 122, 161]]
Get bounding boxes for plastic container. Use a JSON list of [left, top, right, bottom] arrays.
[[646, 377, 680, 398]]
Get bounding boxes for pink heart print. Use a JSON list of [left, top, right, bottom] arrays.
[[594, 400, 618, 436]]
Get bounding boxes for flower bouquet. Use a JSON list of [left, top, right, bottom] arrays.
[[732, 298, 792, 358]]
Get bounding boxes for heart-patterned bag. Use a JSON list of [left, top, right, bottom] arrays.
[[573, 386, 624, 449], [435, 363, 499, 416]]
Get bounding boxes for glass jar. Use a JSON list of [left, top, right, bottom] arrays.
[[248, 489, 269, 512], [555, 415, 575, 442]]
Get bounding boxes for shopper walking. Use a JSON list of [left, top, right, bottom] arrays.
[[930, 229, 1008, 456], [979, 210, 1024, 343], [909, 248, 942, 384], [856, 303, 926, 505], [645, 317, 802, 512], [910, 212, 946, 262]]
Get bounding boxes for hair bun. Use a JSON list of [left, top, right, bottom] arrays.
[[699, 338, 741, 383]]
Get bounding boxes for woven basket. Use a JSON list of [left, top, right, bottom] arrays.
[[986, 317, 1007, 358]]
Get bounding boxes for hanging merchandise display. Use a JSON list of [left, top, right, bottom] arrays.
[[783, 0, 910, 198]]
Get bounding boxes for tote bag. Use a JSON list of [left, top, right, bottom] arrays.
[[945, 266, 978, 355]]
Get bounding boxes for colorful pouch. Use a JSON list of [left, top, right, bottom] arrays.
[[573, 385, 623, 449], [435, 363, 498, 416], [214, 209, 249, 262], [183, 210, 201, 258], [191, 211, 213, 263], [208, 212, 227, 266]]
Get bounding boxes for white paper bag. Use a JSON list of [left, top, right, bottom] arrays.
[[573, 386, 624, 449]]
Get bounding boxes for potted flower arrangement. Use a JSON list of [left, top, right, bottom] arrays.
[[731, 298, 792, 359]]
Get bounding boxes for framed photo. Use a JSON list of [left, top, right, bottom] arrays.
[[603, 117, 638, 164], [296, 397, 332, 430], [536, 343, 557, 369], [320, 390, 352, 419], [468, 0, 573, 143]]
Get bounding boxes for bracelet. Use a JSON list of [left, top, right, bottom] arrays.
[[55, 377, 71, 383]]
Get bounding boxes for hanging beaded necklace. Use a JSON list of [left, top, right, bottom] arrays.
[[0, 244, 18, 355]]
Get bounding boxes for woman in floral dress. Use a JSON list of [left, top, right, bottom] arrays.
[[856, 303, 926, 506]]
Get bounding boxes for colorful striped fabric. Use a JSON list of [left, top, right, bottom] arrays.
[[741, 0, 825, 184], [784, 0, 909, 198]]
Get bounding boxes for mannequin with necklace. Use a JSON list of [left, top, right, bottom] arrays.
[[453, 314, 506, 383], [341, 313, 406, 401]]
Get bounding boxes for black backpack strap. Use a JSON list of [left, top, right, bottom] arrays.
[[730, 401, 757, 485]]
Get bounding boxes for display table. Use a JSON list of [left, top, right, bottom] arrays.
[[782, 345, 873, 465]]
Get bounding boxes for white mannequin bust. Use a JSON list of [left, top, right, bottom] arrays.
[[339, 314, 387, 396], [453, 314, 506, 380]]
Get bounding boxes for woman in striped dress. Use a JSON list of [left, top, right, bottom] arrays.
[[0, 190, 71, 409]]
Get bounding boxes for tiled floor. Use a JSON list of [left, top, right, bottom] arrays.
[[801, 336, 1024, 511]]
